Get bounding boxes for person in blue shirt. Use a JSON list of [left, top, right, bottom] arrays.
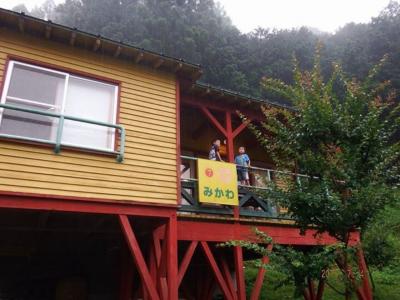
[[235, 146, 251, 185]]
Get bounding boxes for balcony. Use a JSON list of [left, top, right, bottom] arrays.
[[179, 156, 305, 219]]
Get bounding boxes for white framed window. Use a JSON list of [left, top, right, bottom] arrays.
[[0, 60, 119, 151]]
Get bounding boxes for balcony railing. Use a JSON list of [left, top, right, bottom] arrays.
[[180, 156, 310, 219], [0, 103, 125, 162]]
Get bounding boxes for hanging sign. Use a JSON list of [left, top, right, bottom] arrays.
[[197, 158, 238, 205]]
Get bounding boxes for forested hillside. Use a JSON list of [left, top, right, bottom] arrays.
[[12, 0, 400, 103]]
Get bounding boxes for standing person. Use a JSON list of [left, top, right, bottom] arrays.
[[209, 139, 223, 161], [235, 146, 251, 185]]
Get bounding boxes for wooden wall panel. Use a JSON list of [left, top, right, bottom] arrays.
[[0, 28, 178, 205]]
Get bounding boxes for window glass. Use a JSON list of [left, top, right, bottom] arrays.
[[62, 76, 116, 150], [0, 61, 118, 151]]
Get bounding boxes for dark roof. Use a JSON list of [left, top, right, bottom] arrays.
[[187, 82, 292, 110], [0, 8, 202, 80]]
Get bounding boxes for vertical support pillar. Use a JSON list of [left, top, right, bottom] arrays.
[[225, 111, 235, 163], [234, 246, 246, 300], [250, 244, 273, 300], [357, 247, 373, 300], [167, 213, 178, 300], [119, 246, 133, 300]]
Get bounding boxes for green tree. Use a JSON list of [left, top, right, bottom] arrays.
[[241, 49, 399, 298]]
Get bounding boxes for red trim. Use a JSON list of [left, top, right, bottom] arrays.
[[0, 192, 177, 217], [225, 111, 234, 162], [176, 80, 182, 205], [119, 215, 160, 300]]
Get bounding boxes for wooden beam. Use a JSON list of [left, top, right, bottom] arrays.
[[135, 52, 144, 64], [232, 119, 251, 138], [69, 31, 77, 46], [357, 247, 373, 300], [114, 45, 122, 58], [200, 106, 227, 137], [234, 246, 246, 300], [118, 215, 160, 300], [178, 241, 198, 286], [45, 24, 52, 39], [93, 38, 101, 52], [250, 252, 271, 300], [220, 256, 238, 300], [200, 241, 233, 300], [167, 215, 178, 300], [153, 58, 164, 69]]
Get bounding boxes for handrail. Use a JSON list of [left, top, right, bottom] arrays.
[[0, 103, 125, 162], [180, 155, 313, 179]]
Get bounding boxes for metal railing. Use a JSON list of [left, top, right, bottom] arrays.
[[180, 155, 308, 218], [0, 103, 125, 162]]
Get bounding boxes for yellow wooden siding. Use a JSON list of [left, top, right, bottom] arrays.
[[0, 28, 178, 205]]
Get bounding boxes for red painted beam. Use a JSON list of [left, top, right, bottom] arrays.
[[200, 106, 227, 137], [167, 214, 178, 300], [178, 241, 198, 286], [225, 111, 235, 162], [118, 215, 160, 300], [177, 220, 348, 245], [250, 244, 273, 300], [200, 241, 234, 300], [0, 193, 176, 218], [357, 247, 373, 300], [234, 246, 246, 300], [221, 256, 238, 300], [232, 119, 251, 138]]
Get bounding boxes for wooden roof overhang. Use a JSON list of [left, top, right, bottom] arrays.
[[0, 8, 203, 81], [181, 82, 293, 120]]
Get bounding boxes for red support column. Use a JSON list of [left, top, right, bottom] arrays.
[[118, 215, 160, 300], [119, 246, 133, 300], [200, 241, 234, 300], [221, 256, 238, 300], [225, 111, 235, 163], [234, 246, 246, 300], [250, 244, 273, 300], [357, 247, 373, 300], [178, 241, 198, 286], [167, 214, 178, 300]]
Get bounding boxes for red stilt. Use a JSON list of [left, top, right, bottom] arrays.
[[200, 241, 234, 300], [221, 256, 238, 300], [232, 118, 251, 138], [119, 246, 133, 300], [357, 247, 373, 300], [167, 214, 178, 300], [234, 246, 246, 300], [118, 215, 160, 300], [316, 279, 325, 300], [250, 244, 273, 300], [178, 241, 198, 286], [307, 277, 316, 300]]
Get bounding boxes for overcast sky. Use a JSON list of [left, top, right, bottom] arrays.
[[0, 0, 392, 33]]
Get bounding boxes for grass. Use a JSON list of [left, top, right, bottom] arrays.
[[244, 264, 400, 299]]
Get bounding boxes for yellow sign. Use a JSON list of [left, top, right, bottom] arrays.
[[197, 158, 238, 205]]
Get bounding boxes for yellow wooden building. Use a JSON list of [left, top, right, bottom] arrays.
[[0, 8, 357, 300]]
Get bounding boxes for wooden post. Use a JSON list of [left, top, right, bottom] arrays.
[[167, 214, 178, 300], [250, 244, 273, 300], [234, 246, 246, 300], [119, 246, 133, 300], [357, 247, 373, 300], [118, 215, 160, 300]]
